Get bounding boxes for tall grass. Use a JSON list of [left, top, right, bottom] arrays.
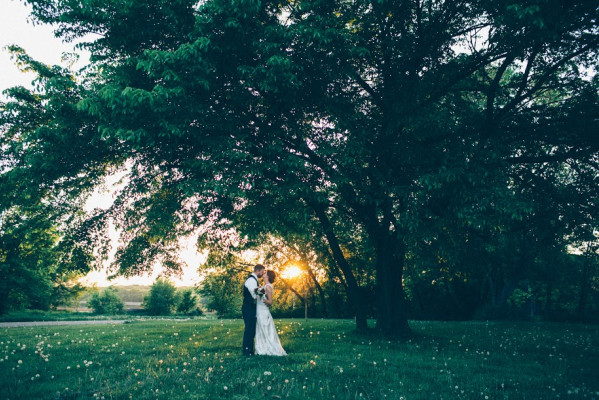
[[1, 319, 597, 399]]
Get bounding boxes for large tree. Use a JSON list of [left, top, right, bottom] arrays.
[[2, 0, 598, 334]]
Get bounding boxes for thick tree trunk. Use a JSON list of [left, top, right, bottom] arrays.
[[312, 202, 368, 332], [374, 235, 410, 337]]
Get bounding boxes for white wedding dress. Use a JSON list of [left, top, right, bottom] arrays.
[[254, 284, 287, 356]]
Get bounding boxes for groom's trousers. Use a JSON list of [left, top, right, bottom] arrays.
[[242, 303, 257, 355]]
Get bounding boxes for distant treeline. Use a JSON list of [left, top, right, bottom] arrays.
[[80, 285, 197, 303]]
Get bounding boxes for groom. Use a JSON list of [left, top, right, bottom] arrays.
[[242, 264, 265, 356]]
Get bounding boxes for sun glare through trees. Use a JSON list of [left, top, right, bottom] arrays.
[[281, 265, 303, 280]]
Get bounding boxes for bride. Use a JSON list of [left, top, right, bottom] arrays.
[[255, 270, 287, 356]]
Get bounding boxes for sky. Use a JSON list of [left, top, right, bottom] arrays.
[[1, 1, 206, 286], [80, 170, 208, 287], [0, 1, 91, 95]]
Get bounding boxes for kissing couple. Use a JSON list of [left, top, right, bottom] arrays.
[[242, 264, 287, 356]]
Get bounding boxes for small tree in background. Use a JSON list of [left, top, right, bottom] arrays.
[[199, 270, 244, 318], [88, 287, 124, 315], [143, 279, 177, 315], [176, 288, 199, 315]]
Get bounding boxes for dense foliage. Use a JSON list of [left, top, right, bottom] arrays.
[[142, 279, 179, 315], [176, 288, 201, 315], [0, 204, 85, 313], [1, 0, 598, 332], [199, 270, 245, 318], [87, 287, 125, 314]]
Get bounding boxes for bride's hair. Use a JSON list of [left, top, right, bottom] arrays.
[[266, 270, 276, 283]]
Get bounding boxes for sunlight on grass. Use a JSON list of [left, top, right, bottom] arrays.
[[1, 320, 598, 399]]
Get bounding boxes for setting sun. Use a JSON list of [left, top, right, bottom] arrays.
[[281, 265, 303, 280]]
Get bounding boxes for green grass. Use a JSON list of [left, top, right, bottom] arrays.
[[0, 310, 122, 323], [0, 310, 213, 323], [1, 319, 598, 399]]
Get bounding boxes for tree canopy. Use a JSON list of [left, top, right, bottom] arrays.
[[1, 0, 598, 332]]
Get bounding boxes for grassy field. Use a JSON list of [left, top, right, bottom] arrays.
[[0, 310, 212, 323], [0, 310, 128, 323], [1, 319, 597, 400]]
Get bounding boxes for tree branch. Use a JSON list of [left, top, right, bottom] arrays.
[[498, 40, 599, 119], [486, 53, 517, 124], [279, 277, 305, 303], [349, 70, 381, 104]]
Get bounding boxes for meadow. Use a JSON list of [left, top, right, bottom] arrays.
[[0, 310, 204, 323], [1, 319, 598, 400]]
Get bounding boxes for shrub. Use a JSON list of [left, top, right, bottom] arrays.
[[143, 279, 177, 315], [177, 288, 200, 314], [88, 287, 124, 314]]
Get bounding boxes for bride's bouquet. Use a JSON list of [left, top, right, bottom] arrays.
[[254, 287, 266, 299]]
